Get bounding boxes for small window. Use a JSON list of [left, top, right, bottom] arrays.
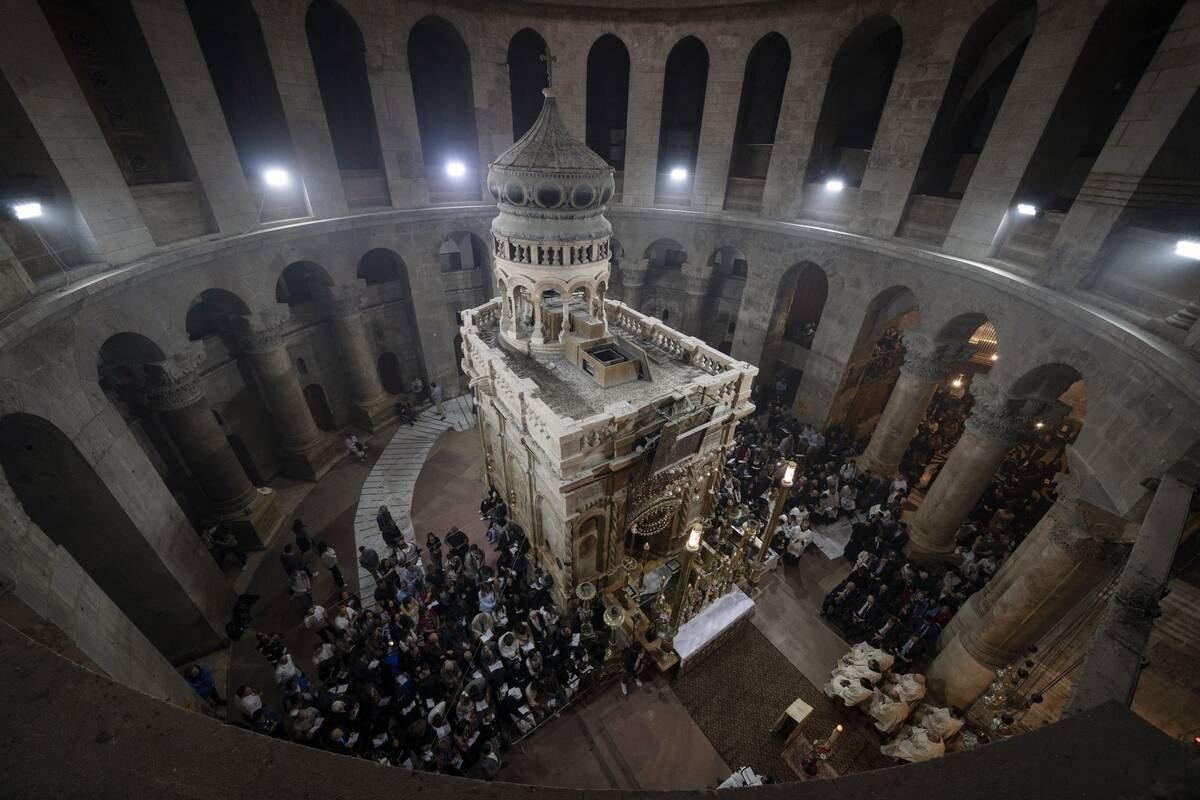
[[728, 320, 736, 334], [296, 358, 308, 376], [440, 251, 463, 272], [664, 249, 685, 269], [732, 258, 748, 278], [661, 308, 670, 322]]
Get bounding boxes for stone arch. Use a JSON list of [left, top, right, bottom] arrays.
[[0, 411, 220, 663], [186, 0, 296, 190], [805, 14, 902, 187], [356, 248, 406, 286], [656, 36, 709, 198], [507, 28, 549, 140], [829, 284, 921, 432], [185, 288, 252, 344], [437, 231, 489, 273], [275, 261, 333, 306], [910, 0, 1037, 200], [305, 0, 384, 176], [586, 34, 630, 171], [759, 262, 829, 387], [645, 238, 686, 271], [409, 17, 478, 176], [725, 32, 791, 211], [1009, 0, 1185, 215]]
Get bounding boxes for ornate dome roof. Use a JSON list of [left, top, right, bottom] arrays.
[[487, 88, 616, 233]]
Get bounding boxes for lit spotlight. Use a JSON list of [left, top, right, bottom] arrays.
[[669, 167, 688, 183], [990, 353, 999, 362], [1034, 421, 1045, 430], [825, 178, 845, 193], [12, 201, 42, 220], [1176, 240, 1200, 260], [262, 167, 291, 188], [446, 160, 466, 178], [951, 375, 964, 389], [1016, 203, 1037, 217]]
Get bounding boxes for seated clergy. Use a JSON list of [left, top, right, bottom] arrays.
[[880, 725, 945, 763], [830, 658, 883, 688], [868, 688, 910, 734], [842, 642, 895, 673], [911, 703, 965, 740], [883, 672, 927, 705], [824, 676, 874, 708]]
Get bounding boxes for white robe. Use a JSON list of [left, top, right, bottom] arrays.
[[787, 525, 813, 557], [881, 726, 945, 762], [831, 661, 882, 687], [844, 642, 895, 673], [825, 678, 873, 708], [885, 673, 927, 704], [868, 689, 910, 734], [912, 704, 964, 739]]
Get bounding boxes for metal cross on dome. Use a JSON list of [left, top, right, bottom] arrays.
[[539, 49, 556, 85]]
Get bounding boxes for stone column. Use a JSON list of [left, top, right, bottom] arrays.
[[531, 296, 544, 345], [691, 43, 744, 212], [907, 379, 1025, 558], [238, 310, 338, 481], [145, 348, 279, 549], [322, 284, 394, 431], [927, 490, 1130, 708], [620, 49, 667, 208], [681, 266, 711, 339], [857, 333, 945, 477], [621, 260, 648, 314]]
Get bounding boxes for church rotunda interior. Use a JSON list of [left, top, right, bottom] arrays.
[[1, 0, 1199, 797]]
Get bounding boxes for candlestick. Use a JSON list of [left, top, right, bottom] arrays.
[[826, 723, 843, 749]]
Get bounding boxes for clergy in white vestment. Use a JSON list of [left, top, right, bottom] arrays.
[[880, 725, 945, 762], [911, 703, 964, 739], [824, 676, 874, 708], [830, 660, 882, 687], [883, 672, 927, 704], [868, 688, 910, 734], [786, 521, 813, 559], [843, 642, 895, 673]]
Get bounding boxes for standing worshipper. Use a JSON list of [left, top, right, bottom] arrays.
[[430, 382, 446, 418], [317, 541, 345, 588], [290, 568, 313, 610], [184, 664, 224, 707], [358, 546, 382, 581]]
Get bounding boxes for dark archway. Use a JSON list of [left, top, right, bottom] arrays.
[[1010, 0, 1184, 214], [186, 288, 252, 347], [187, 0, 295, 187], [586, 34, 630, 171], [0, 412, 217, 663], [656, 36, 709, 202], [357, 248, 406, 286], [377, 352, 406, 394], [507, 29, 549, 140], [409, 16, 479, 191], [725, 33, 790, 211], [305, 1, 382, 172], [805, 16, 902, 187], [276, 261, 333, 306], [911, 0, 1036, 200], [759, 263, 829, 386], [303, 384, 336, 431]]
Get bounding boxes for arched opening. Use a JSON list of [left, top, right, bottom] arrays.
[[759, 263, 829, 397], [39, 0, 213, 244], [702, 247, 749, 348], [576, 515, 604, 580], [900, 314, 1002, 489], [0, 67, 94, 285], [645, 238, 687, 271], [409, 17, 480, 201], [830, 285, 920, 436], [357, 248, 405, 286], [275, 261, 333, 307], [187, 0, 305, 220], [655, 36, 709, 205], [901, 0, 1036, 244], [0, 412, 216, 663], [507, 28, 549, 140], [306, 0, 387, 208], [303, 383, 336, 431], [185, 288, 251, 351], [724, 32, 791, 213], [999, 0, 1185, 260], [586, 34, 630, 181], [377, 352, 406, 394], [439, 232, 492, 305], [804, 16, 902, 189]]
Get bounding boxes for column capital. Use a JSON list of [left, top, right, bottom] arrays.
[[964, 376, 1027, 444], [1044, 476, 1135, 567], [319, 283, 365, 319], [898, 331, 947, 382], [143, 346, 207, 411], [237, 310, 290, 354]]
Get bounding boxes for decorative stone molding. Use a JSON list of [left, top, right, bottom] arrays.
[[143, 345, 207, 411], [237, 310, 289, 354], [898, 331, 947, 382], [964, 377, 1028, 444], [1046, 522, 1132, 567]]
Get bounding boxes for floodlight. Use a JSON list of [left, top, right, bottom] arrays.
[[446, 160, 467, 178], [1176, 240, 1200, 260], [825, 179, 845, 193], [1016, 203, 1037, 216], [669, 167, 688, 182], [12, 202, 42, 220], [262, 167, 291, 188]]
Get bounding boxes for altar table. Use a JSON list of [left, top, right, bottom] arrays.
[[673, 587, 755, 671]]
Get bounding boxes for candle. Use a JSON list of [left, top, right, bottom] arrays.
[[826, 724, 843, 749]]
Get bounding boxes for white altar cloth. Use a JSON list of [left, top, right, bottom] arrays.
[[674, 587, 755, 667]]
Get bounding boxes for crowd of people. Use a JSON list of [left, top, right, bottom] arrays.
[[223, 496, 619, 777]]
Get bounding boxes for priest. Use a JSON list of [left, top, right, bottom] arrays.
[[881, 725, 945, 763]]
